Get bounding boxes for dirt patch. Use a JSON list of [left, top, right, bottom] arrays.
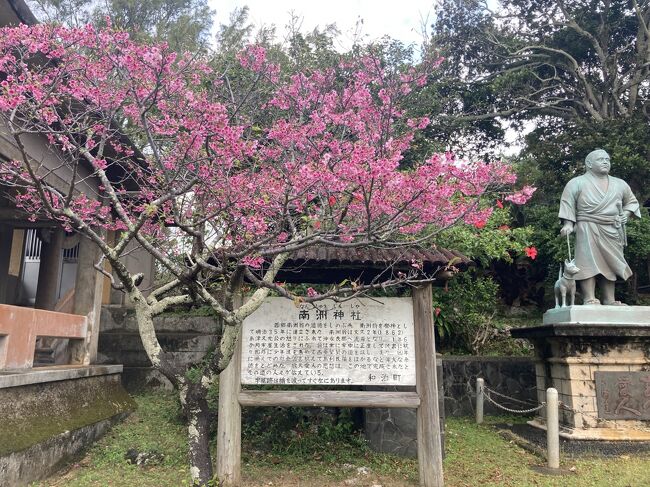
[[242, 470, 416, 486]]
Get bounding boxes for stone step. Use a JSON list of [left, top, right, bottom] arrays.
[[98, 332, 219, 368], [99, 332, 218, 352], [100, 307, 221, 334]]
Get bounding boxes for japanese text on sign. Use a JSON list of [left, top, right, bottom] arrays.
[[241, 297, 416, 386]]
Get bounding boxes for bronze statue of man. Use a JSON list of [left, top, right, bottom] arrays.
[[559, 149, 641, 305]]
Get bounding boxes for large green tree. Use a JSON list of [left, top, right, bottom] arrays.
[[28, 0, 213, 52], [429, 0, 650, 169], [429, 0, 650, 301], [431, 0, 650, 125]]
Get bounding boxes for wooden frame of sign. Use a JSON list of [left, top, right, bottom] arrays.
[[216, 284, 444, 487]]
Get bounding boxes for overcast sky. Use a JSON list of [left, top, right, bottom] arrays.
[[208, 1, 437, 50]]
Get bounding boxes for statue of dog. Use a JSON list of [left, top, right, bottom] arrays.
[[554, 259, 580, 308]]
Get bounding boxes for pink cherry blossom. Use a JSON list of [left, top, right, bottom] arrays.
[[506, 185, 537, 205], [0, 24, 532, 293]]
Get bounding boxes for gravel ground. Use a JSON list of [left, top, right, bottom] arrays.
[[496, 422, 650, 457]]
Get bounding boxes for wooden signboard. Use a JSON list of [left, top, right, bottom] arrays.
[[241, 297, 416, 386], [216, 284, 443, 487]]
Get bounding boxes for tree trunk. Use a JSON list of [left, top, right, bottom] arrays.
[[181, 379, 214, 486], [129, 289, 215, 484]]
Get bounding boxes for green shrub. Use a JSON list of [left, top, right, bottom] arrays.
[[242, 406, 365, 459], [433, 272, 500, 354]]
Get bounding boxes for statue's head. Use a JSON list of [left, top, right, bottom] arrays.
[[585, 149, 611, 176]]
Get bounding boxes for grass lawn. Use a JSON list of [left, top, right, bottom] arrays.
[[34, 391, 650, 487]]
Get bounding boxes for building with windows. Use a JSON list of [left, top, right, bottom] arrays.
[[0, 2, 145, 484]]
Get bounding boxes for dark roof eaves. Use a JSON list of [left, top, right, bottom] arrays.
[[7, 0, 38, 25]]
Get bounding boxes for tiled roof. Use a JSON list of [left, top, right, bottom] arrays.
[[285, 245, 470, 267], [271, 245, 471, 284]]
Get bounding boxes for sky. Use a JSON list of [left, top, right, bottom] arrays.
[[208, 1, 438, 50]]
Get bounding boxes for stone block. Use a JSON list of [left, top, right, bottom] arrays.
[[100, 306, 221, 334], [121, 367, 174, 391], [550, 363, 569, 380], [579, 414, 595, 430], [554, 378, 570, 396], [567, 379, 596, 398], [543, 305, 650, 326], [484, 363, 503, 388], [364, 406, 420, 458], [550, 341, 565, 358], [628, 364, 647, 372], [443, 396, 462, 417], [557, 390, 573, 408], [573, 396, 597, 413], [590, 364, 631, 375], [566, 364, 591, 381], [504, 376, 525, 396], [597, 345, 645, 360], [513, 317, 650, 440]]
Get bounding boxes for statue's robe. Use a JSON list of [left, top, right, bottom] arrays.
[[559, 173, 641, 281]]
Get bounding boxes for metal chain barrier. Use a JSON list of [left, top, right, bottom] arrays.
[[476, 378, 561, 470], [483, 389, 546, 414], [484, 386, 540, 407]]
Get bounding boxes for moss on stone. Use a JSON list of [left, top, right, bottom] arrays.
[[0, 375, 136, 456]]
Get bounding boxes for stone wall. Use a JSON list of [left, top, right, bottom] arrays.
[[98, 306, 221, 390], [364, 359, 445, 458], [443, 356, 536, 417], [364, 356, 536, 458]]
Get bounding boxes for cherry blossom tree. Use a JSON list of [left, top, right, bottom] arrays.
[[0, 23, 533, 484]]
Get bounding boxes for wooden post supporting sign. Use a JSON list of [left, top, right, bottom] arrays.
[[216, 337, 242, 486], [413, 284, 444, 486], [217, 286, 244, 487]]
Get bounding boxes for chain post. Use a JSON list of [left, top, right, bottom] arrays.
[[546, 388, 560, 470], [476, 378, 484, 424]]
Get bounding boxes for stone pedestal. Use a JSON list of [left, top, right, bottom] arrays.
[[511, 305, 650, 440]]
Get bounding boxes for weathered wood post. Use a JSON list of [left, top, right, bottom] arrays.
[[216, 287, 243, 486], [476, 378, 484, 424], [216, 338, 242, 486], [70, 234, 105, 364], [413, 283, 444, 487]]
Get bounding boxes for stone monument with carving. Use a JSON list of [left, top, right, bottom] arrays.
[[512, 149, 650, 440]]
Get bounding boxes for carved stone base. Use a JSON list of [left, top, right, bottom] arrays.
[[512, 306, 650, 441]]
